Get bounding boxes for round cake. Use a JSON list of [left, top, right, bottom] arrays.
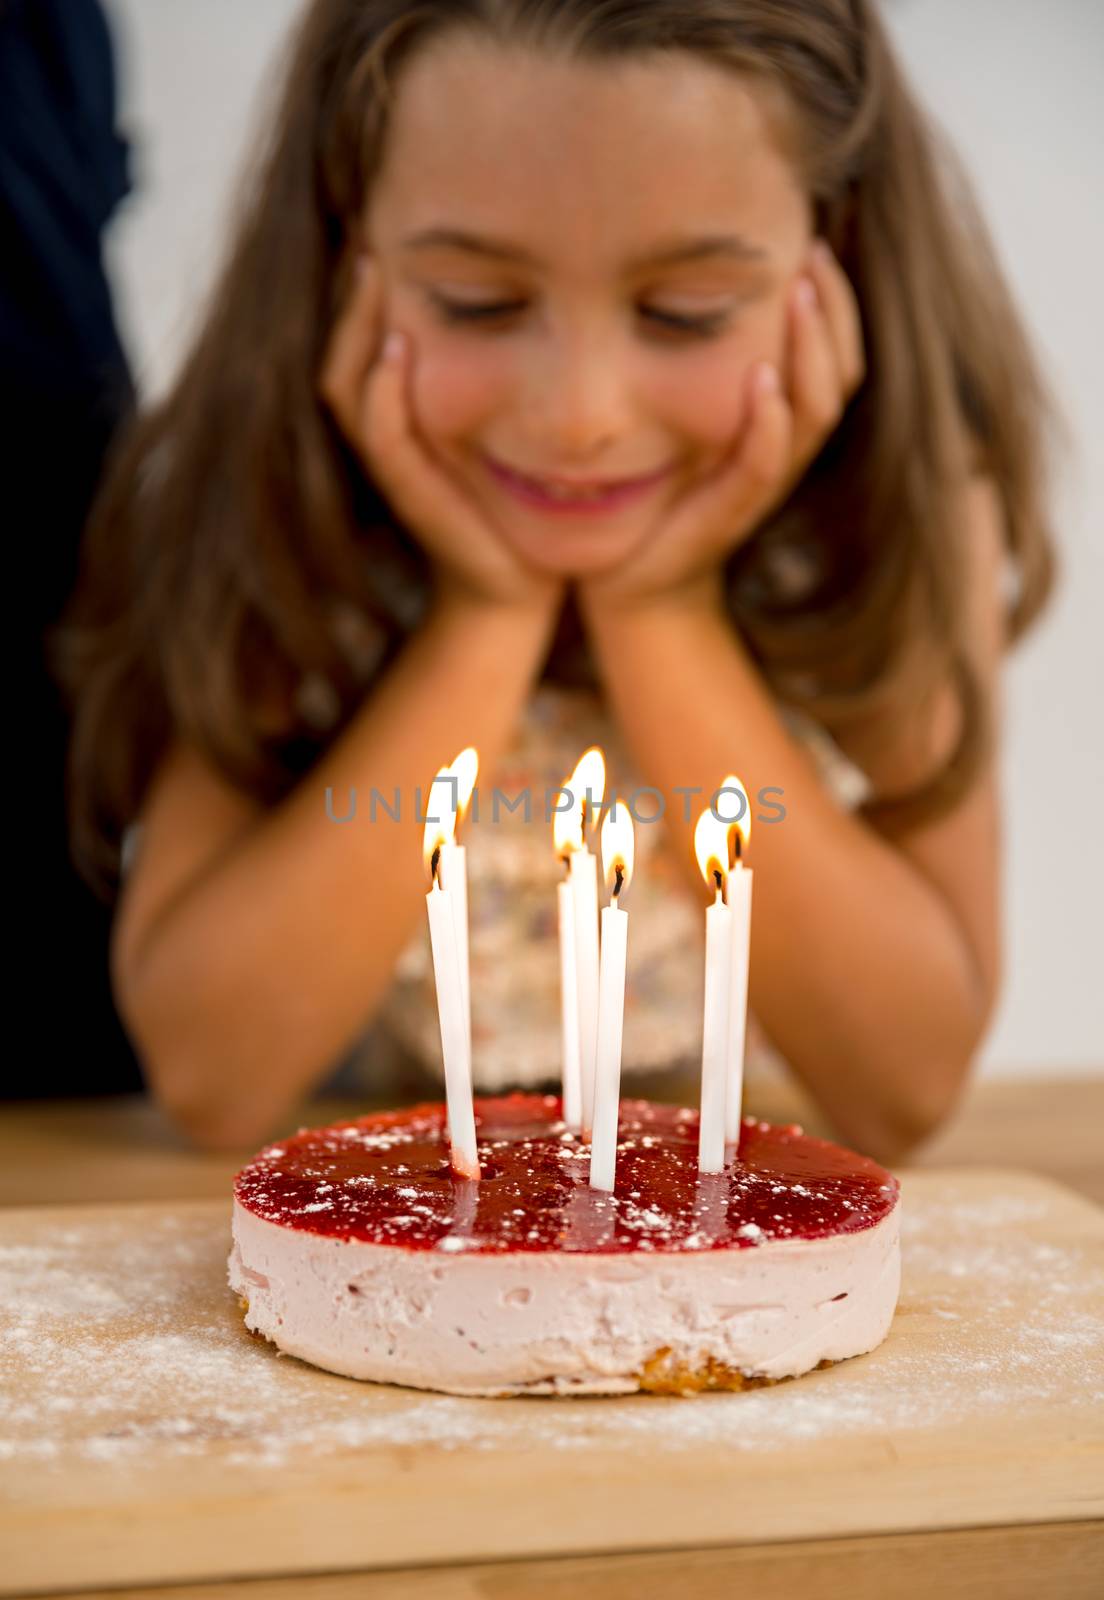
[[228, 1093, 901, 1397]]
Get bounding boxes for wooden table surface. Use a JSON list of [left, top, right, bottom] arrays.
[[3, 1071, 1101, 1599]]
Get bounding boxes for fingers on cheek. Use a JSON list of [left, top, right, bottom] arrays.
[[818, 268, 867, 395], [363, 356, 403, 461], [319, 267, 385, 430], [793, 300, 847, 445], [319, 324, 365, 435], [745, 371, 791, 492]]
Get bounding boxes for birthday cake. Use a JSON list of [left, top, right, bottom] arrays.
[[228, 1093, 901, 1396]]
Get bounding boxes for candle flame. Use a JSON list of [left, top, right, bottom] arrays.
[[422, 767, 456, 880], [601, 800, 634, 898], [450, 746, 479, 824], [694, 804, 728, 896], [553, 745, 606, 856], [422, 748, 481, 878], [718, 772, 752, 862]]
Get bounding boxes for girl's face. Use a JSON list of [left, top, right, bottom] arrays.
[[365, 35, 813, 577]]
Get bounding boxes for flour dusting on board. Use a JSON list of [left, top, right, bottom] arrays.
[[0, 1179, 1101, 1470]]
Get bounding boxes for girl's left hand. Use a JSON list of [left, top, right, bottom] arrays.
[[578, 239, 866, 616]]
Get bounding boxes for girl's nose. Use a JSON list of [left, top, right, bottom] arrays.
[[518, 332, 633, 462]]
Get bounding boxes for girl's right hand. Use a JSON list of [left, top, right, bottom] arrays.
[[319, 254, 563, 615]]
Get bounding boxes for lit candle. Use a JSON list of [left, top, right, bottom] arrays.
[[719, 774, 754, 1150], [555, 747, 605, 1136], [573, 842, 601, 1137], [423, 764, 479, 1181], [694, 803, 733, 1174], [556, 874, 581, 1129], [435, 747, 479, 1049], [589, 800, 634, 1193]]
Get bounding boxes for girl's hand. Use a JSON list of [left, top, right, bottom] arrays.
[[578, 239, 866, 617], [319, 255, 563, 615]]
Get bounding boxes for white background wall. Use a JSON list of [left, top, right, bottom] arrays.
[[102, 0, 1103, 1077]]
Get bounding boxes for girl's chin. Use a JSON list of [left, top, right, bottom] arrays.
[[493, 515, 658, 578]]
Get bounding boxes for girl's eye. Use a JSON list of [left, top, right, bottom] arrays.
[[428, 295, 729, 339]]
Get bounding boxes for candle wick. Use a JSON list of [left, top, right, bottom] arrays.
[[711, 864, 724, 894], [612, 862, 625, 900], [431, 841, 442, 883], [731, 833, 742, 865]]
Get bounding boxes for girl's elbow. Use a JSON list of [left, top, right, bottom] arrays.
[[894, 957, 1000, 1159], [879, 1086, 958, 1165], [122, 1009, 274, 1153], [893, 1026, 986, 1161], [159, 1086, 272, 1153], [116, 968, 286, 1152], [849, 1102, 941, 1169], [850, 1036, 981, 1167], [151, 1049, 284, 1152]]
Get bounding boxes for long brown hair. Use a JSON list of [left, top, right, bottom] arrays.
[[52, 0, 1062, 902]]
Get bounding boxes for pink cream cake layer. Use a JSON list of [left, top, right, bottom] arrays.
[[228, 1094, 901, 1397]]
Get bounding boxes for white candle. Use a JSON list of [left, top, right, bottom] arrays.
[[724, 860, 753, 1148], [589, 899, 627, 1191], [694, 805, 732, 1173], [572, 846, 601, 1136], [590, 802, 634, 1193], [437, 837, 469, 1043], [554, 748, 605, 1137], [719, 775, 754, 1150], [557, 877, 582, 1129], [435, 748, 479, 1051], [425, 873, 479, 1179], [423, 749, 481, 1182], [700, 885, 733, 1173]]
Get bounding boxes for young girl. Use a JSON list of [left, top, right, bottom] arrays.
[[54, 0, 1059, 1160]]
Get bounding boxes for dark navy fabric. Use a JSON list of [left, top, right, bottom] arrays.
[[4, 0, 142, 1098], [1, 0, 133, 399]]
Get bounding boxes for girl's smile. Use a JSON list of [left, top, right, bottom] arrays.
[[468, 442, 688, 575], [481, 451, 676, 511]]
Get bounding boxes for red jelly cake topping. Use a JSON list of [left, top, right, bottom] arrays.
[[234, 1094, 899, 1254]]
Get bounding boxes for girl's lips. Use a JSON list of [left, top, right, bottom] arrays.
[[483, 454, 672, 515]]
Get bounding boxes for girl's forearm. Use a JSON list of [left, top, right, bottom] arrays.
[[580, 592, 988, 1162], [125, 590, 560, 1149]]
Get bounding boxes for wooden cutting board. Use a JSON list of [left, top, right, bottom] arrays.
[[2, 1168, 1101, 1596]]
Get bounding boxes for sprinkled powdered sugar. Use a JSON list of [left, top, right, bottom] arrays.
[[0, 1175, 1100, 1471]]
